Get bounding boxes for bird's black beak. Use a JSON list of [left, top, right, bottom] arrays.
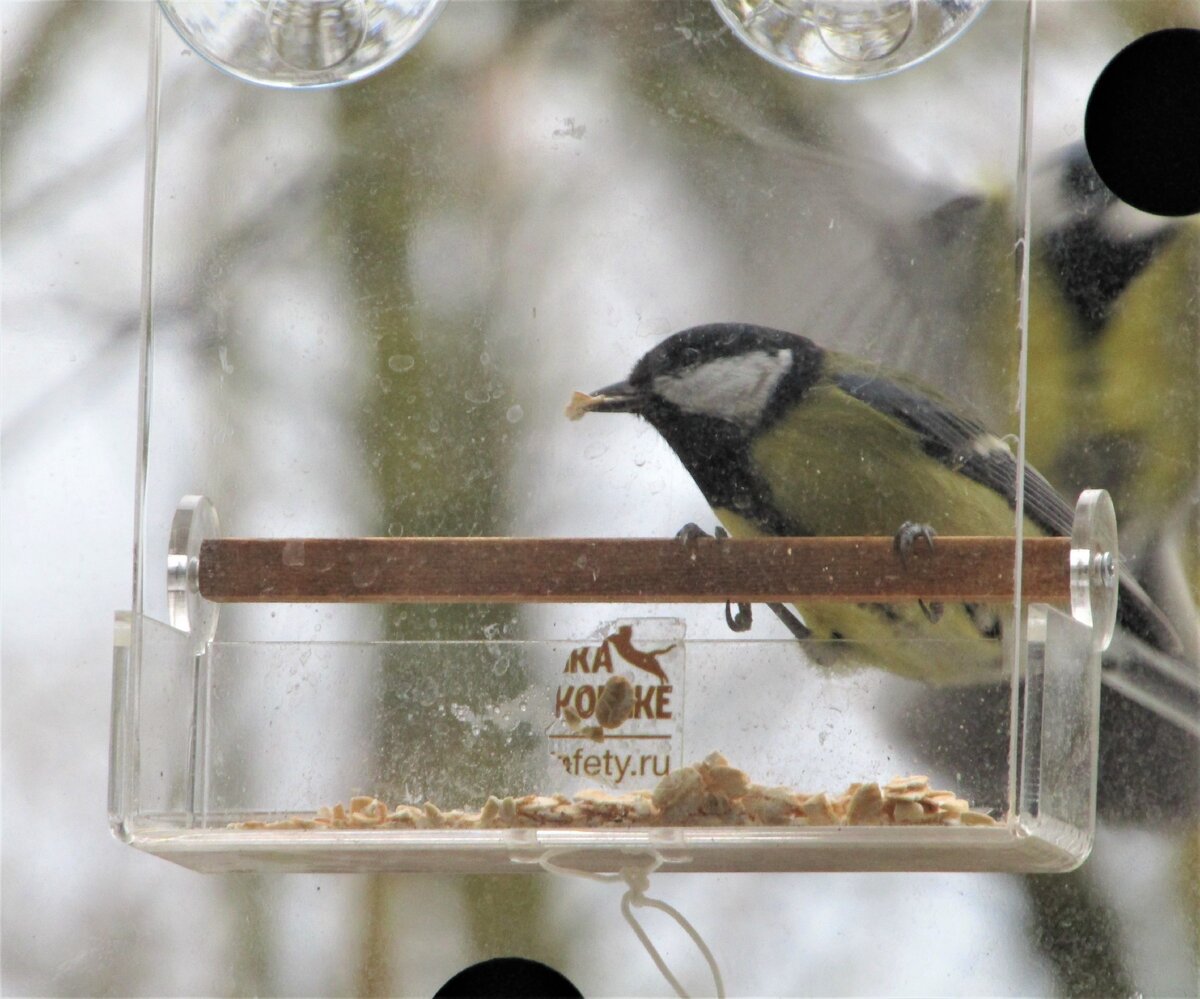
[[564, 380, 645, 421]]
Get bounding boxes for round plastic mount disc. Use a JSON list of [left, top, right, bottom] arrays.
[[1069, 488, 1119, 652], [167, 494, 221, 655]]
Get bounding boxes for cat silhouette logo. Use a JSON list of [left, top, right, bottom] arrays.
[[607, 624, 675, 682], [551, 619, 684, 785]]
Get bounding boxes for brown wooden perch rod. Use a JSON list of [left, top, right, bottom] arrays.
[[197, 536, 1071, 605]]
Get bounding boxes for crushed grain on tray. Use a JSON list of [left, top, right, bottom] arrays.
[[231, 753, 997, 831]]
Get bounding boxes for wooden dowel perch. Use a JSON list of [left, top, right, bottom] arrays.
[[197, 536, 1072, 605]]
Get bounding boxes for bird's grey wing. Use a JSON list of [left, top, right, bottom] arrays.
[[831, 370, 1074, 535], [832, 369, 1184, 656]]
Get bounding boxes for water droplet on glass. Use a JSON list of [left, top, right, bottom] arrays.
[[584, 441, 608, 460], [505, 404, 524, 424], [388, 353, 415, 373]]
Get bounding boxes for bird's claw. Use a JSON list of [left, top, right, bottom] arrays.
[[672, 523, 813, 640], [676, 522, 710, 545], [676, 524, 751, 634], [894, 521, 936, 568], [676, 522, 732, 544], [725, 601, 753, 632], [895, 523, 940, 622]]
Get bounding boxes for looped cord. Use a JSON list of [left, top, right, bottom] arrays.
[[537, 850, 725, 999]]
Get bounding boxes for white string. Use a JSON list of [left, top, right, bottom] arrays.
[[537, 850, 725, 999]]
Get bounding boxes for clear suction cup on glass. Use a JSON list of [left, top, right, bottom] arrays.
[[160, 0, 444, 89], [167, 495, 221, 654], [1069, 489, 1119, 651], [711, 0, 988, 81]]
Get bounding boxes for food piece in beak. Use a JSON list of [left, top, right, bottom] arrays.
[[564, 381, 642, 421], [565, 391, 602, 421]]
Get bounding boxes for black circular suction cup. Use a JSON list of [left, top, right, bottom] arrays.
[[1085, 28, 1200, 217], [434, 957, 583, 998]]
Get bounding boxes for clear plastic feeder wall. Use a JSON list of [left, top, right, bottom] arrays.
[[114, 0, 1189, 876]]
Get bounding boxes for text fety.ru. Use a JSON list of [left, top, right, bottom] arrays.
[[557, 748, 671, 782]]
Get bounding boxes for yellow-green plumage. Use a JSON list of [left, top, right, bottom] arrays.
[[714, 381, 1035, 683], [751, 383, 1020, 537]]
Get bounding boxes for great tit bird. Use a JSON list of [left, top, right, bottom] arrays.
[[571, 322, 1184, 687]]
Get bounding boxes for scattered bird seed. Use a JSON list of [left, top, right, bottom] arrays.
[[230, 756, 996, 831]]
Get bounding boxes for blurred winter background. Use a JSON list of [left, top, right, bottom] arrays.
[[3, 1, 1198, 995]]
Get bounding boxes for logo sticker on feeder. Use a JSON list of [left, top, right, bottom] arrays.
[[548, 619, 684, 788]]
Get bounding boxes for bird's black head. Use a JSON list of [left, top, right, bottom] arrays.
[[577, 323, 825, 433], [569, 324, 825, 521]]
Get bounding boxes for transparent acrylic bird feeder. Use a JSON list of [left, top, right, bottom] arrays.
[[112, 0, 1118, 874]]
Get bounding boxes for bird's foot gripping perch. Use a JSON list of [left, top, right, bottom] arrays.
[[674, 523, 811, 640], [893, 521, 943, 624]]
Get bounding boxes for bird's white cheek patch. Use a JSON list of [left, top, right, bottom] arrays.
[[655, 349, 792, 428]]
